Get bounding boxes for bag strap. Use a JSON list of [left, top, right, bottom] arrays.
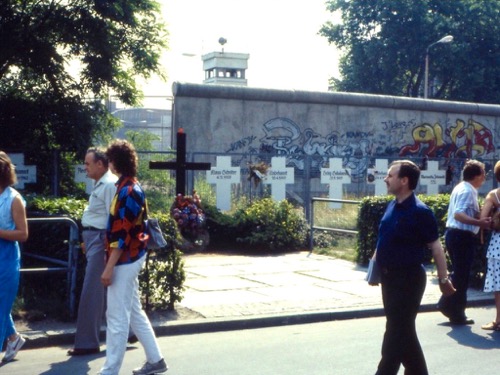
[[144, 198, 150, 220]]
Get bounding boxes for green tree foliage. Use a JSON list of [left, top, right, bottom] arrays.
[[0, 0, 168, 192], [320, 0, 500, 104]]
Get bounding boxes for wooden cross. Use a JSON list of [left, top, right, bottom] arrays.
[[149, 128, 211, 195]]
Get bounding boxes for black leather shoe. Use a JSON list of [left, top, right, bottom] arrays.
[[67, 347, 100, 356], [449, 317, 475, 325]]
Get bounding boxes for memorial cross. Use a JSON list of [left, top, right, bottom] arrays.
[[10, 153, 37, 189], [149, 129, 211, 195], [367, 159, 389, 196], [419, 160, 446, 195], [263, 157, 294, 201], [320, 158, 351, 208], [74, 164, 94, 194], [206, 156, 241, 211]]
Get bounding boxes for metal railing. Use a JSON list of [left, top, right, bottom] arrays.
[[20, 217, 80, 318], [309, 197, 360, 253]]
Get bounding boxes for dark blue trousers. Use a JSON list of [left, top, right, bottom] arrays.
[[376, 265, 428, 375], [438, 229, 476, 321]]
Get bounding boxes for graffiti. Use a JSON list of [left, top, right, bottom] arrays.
[[226, 135, 257, 152], [258, 118, 303, 156], [341, 139, 371, 181], [253, 118, 374, 180], [449, 119, 495, 157], [381, 119, 416, 131], [227, 116, 495, 184], [344, 131, 374, 139], [400, 118, 495, 159]]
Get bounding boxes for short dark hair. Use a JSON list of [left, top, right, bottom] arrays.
[[106, 139, 138, 177], [87, 147, 109, 168], [462, 160, 485, 181], [0, 151, 17, 188], [390, 160, 420, 190]]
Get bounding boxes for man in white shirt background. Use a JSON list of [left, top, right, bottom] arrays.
[[438, 160, 491, 325], [68, 147, 117, 355]]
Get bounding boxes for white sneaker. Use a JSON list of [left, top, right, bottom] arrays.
[[132, 358, 168, 374], [2, 334, 26, 362]]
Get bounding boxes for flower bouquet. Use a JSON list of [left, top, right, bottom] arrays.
[[170, 191, 209, 250], [247, 161, 270, 187]]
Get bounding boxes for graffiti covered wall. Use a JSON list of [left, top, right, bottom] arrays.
[[172, 82, 500, 191]]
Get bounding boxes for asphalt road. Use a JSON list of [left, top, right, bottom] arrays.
[[3, 306, 499, 375]]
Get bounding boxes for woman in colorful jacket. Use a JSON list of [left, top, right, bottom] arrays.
[[98, 140, 167, 375]]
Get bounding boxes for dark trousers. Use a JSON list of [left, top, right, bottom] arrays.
[[438, 229, 476, 320], [376, 265, 428, 375]]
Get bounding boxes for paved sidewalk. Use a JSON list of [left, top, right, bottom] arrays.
[[16, 251, 493, 349]]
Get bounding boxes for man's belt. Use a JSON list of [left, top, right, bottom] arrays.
[[446, 227, 476, 235], [82, 226, 105, 231]]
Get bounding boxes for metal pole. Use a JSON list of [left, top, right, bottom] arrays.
[[424, 35, 453, 99]]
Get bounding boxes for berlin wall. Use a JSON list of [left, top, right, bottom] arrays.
[[171, 82, 500, 208]]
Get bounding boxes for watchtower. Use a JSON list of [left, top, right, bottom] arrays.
[[202, 38, 249, 86]]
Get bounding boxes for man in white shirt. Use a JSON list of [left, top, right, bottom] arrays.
[[68, 147, 117, 355], [438, 159, 491, 325]]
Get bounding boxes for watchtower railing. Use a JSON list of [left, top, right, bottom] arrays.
[[20, 217, 80, 318]]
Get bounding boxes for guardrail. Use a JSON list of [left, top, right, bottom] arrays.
[[309, 197, 360, 253], [20, 217, 80, 318]]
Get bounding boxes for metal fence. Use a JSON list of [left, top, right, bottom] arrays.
[[20, 217, 79, 318], [309, 197, 360, 252]]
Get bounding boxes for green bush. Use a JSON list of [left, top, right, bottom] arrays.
[[313, 230, 339, 248], [26, 194, 87, 218], [140, 212, 186, 311], [203, 198, 308, 252], [203, 203, 238, 249]]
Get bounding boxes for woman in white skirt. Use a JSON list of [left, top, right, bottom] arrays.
[[480, 160, 500, 331]]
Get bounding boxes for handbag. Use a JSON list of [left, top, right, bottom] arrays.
[[491, 210, 500, 232], [144, 201, 167, 250], [365, 258, 381, 284], [145, 218, 167, 250], [489, 190, 500, 231]]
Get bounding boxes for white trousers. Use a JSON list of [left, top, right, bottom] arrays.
[[100, 255, 163, 375]]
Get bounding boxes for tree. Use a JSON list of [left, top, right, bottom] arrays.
[[0, 0, 168, 193], [320, 0, 500, 104]]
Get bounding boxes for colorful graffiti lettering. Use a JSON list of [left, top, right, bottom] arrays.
[[227, 116, 495, 184], [400, 118, 495, 158]]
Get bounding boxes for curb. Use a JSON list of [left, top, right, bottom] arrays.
[[21, 298, 494, 350]]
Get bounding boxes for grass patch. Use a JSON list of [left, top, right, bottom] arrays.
[[313, 200, 359, 230], [311, 199, 359, 262]]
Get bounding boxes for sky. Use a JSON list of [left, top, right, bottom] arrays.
[[139, 0, 341, 103]]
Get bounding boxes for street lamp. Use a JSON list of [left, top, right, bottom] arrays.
[[424, 35, 453, 98]]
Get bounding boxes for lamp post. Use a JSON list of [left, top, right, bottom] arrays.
[[424, 35, 453, 98]]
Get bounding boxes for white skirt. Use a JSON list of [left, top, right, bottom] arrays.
[[484, 258, 500, 293]]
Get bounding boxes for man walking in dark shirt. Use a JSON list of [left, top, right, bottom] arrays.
[[371, 160, 455, 375]]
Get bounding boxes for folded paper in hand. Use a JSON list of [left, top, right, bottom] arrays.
[[146, 218, 167, 250], [365, 258, 381, 284]]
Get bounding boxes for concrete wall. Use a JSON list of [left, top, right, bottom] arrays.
[[171, 82, 500, 192]]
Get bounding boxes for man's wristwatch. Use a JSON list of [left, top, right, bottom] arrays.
[[439, 277, 449, 284]]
